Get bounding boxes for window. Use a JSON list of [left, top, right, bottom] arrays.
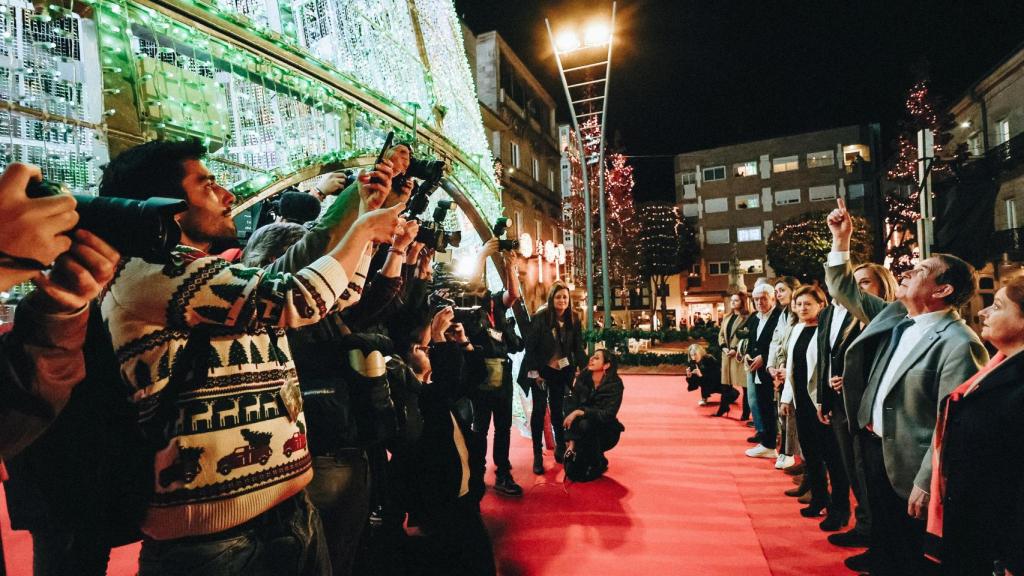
[[706, 229, 730, 244], [733, 161, 757, 177], [736, 194, 760, 210], [737, 226, 762, 242], [532, 157, 540, 180], [806, 150, 835, 168], [708, 261, 730, 275], [1007, 198, 1018, 229], [704, 198, 728, 213], [843, 144, 871, 164], [680, 171, 697, 185], [809, 184, 837, 202], [702, 166, 726, 182], [997, 119, 1011, 145], [772, 155, 799, 173], [511, 142, 521, 168], [967, 133, 984, 157], [738, 259, 764, 274], [848, 183, 865, 199], [775, 189, 801, 205], [682, 203, 699, 218], [548, 169, 555, 191], [515, 210, 523, 236]]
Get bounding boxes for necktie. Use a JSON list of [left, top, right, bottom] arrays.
[[857, 317, 914, 429]]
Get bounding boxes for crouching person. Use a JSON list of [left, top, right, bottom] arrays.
[[562, 349, 625, 482]]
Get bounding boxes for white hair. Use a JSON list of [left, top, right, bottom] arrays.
[[751, 283, 775, 299]]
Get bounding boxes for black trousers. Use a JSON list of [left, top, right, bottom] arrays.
[[832, 406, 872, 534], [754, 379, 777, 448], [472, 382, 514, 478], [414, 497, 496, 576], [861, 432, 933, 576], [794, 388, 851, 515], [531, 366, 572, 453]]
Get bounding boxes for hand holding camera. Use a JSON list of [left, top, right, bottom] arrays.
[[430, 306, 454, 342], [353, 203, 405, 244], [33, 229, 121, 314], [314, 172, 349, 199], [0, 164, 77, 282], [392, 220, 420, 252]]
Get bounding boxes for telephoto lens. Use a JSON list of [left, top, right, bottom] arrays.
[[26, 180, 188, 264]]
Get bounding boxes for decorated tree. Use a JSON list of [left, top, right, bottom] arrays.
[[883, 78, 965, 275], [767, 210, 873, 284], [240, 428, 272, 447], [637, 202, 700, 329]]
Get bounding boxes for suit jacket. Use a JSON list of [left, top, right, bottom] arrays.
[[813, 305, 860, 413], [745, 306, 783, 387], [825, 259, 987, 498], [940, 351, 1024, 574]]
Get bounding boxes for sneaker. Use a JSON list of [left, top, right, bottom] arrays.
[[493, 475, 524, 496], [698, 398, 708, 406], [745, 444, 777, 459], [775, 454, 796, 470]]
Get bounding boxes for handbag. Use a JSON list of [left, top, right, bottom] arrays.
[[481, 357, 506, 390]]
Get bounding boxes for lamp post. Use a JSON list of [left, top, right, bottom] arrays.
[[546, 3, 617, 334]]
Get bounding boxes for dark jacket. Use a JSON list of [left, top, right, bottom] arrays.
[[815, 305, 861, 416], [521, 306, 586, 389], [564, 371, 624, 427], [744, 307, 782, 386], [938, 350, 1024, 575], [687, 355, 722, 397]]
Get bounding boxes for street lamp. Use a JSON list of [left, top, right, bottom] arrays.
[[546, 3, 617, 337]]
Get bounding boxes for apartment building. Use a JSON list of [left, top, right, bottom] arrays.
[[674, 124, 881, 319]]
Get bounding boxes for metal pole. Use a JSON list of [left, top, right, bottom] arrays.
[[598, 2, 616, 329], [546, 18, 596, 333], [916, 129, 934, 259]]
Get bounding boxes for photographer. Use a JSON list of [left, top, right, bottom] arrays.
[[386, 306, 495, 576], [466, 238, 525, 496], [0, 163, 120, 459], [522, 281, 587, 474], [96, 139, 402, 574], [563, 349, 625, 482]]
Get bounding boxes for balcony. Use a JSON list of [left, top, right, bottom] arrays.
[[988, 131, 1024, 168]]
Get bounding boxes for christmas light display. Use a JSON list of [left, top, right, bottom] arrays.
[[0, 0, 502, 232], [766, 211, 873, 284], [637, 202, 699, 328]]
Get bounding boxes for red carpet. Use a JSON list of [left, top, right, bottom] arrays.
[[0, 374, 859, 574]]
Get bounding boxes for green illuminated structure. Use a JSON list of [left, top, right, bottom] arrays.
[[0, 0, 502, 253]]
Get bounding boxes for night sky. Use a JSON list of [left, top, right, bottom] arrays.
[[456, 0, 1024, 202]]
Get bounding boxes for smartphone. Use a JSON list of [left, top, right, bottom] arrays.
[[370, 131, 395, 185]]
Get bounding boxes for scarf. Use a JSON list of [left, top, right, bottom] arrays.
[[927, 352, 1006, 540]]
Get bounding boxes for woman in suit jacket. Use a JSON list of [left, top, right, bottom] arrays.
[[928, 276, 1024, 576], [719, 292, 752, 410], [522, 281, 587, 474]]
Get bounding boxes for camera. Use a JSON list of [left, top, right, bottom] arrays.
[[394, 155, 446, 193], [453, 305, 486, 338], [26, 180, 187, 265], [413, 200, 461, 253], [492, 217, 520, 252]]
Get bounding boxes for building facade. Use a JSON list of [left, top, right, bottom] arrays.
[[464, 28, 566, 312], [674, 124, 881, 321]]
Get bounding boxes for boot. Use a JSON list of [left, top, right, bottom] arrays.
[[554, 444, 567, 464], [533, 451, 544, 475]]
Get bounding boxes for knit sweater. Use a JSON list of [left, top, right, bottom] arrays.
[[100, 244, 370, 540]]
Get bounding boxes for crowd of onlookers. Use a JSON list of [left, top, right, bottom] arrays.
[[686, 199, 1023, 576], [0, 139, 626, 575]]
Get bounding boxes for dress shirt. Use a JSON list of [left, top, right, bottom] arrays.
[[826, 304, 848, 379], [870, 310, 946, 436], [754, 308, 774, 340]]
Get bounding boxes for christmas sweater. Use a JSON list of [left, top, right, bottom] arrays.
[[100, 244, 370, 540]]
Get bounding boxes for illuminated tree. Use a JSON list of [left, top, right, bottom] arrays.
[[767, 211, 873, 284], [637, 202, 700, 329]]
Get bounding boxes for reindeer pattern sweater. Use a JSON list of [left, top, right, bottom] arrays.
[[101, 244, 370, 540]]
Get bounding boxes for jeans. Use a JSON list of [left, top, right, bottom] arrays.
[[472, 380, 514, 478], [531, 366, 572, 453], [138, 492, 330, 576], [306, 452, 370, 576], [746, 372, 763, 435]]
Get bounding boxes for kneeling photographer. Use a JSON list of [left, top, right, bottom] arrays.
[[464, 233, 526, 497]]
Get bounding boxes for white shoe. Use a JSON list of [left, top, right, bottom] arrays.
[[697, 398, 708, 406], [775, 454, 796, 469], [745, 444, 778, 459]]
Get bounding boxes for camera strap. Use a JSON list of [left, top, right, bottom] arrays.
[[0, 251, 47, 271]]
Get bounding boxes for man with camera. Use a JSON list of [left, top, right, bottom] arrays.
[[95, 138, 402, 575], [466, 237, 525, 496], [0, 162, 120, 459]]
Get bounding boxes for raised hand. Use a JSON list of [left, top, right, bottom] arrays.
[[826, 197, 853, 251], [358, 159, 395, 212], [354, 202, 405, 244]]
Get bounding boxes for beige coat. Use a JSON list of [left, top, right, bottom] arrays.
[[718, 313, 749, 388]]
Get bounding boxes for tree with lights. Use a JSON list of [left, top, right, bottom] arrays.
[[767, 210, 873, 284], [883, 78, 966, 275], [637, 202, 700, 329]]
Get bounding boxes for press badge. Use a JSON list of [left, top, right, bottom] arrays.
[[280, 374, 304, 422], [488, 328, 503, 342], [557, 357, 570, 369]]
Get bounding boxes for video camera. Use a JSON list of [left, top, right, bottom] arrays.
[[492, 217, 520, 252], [26, 180, 187, 265]]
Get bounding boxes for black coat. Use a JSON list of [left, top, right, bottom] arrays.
[[938, 350, 1024, 575], [520, 306, 587, 390], [687, 355, 722, 397], [815, 305, 861, 417], [744, 307, 782, 386], [564, 371, 624, 426]]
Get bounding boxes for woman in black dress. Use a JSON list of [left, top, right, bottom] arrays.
[[522, 281, 587, 474]]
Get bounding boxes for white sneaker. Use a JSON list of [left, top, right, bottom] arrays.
[[745, 444, 778, 459], [697, 398, 708, 406], [775, 454, 796, 469]]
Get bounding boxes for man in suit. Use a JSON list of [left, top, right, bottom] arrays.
[[744, 283, 783, 459], [825, 198, 987, 575]]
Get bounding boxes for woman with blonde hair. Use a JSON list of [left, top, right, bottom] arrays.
[[687, 343, 739, 416]]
